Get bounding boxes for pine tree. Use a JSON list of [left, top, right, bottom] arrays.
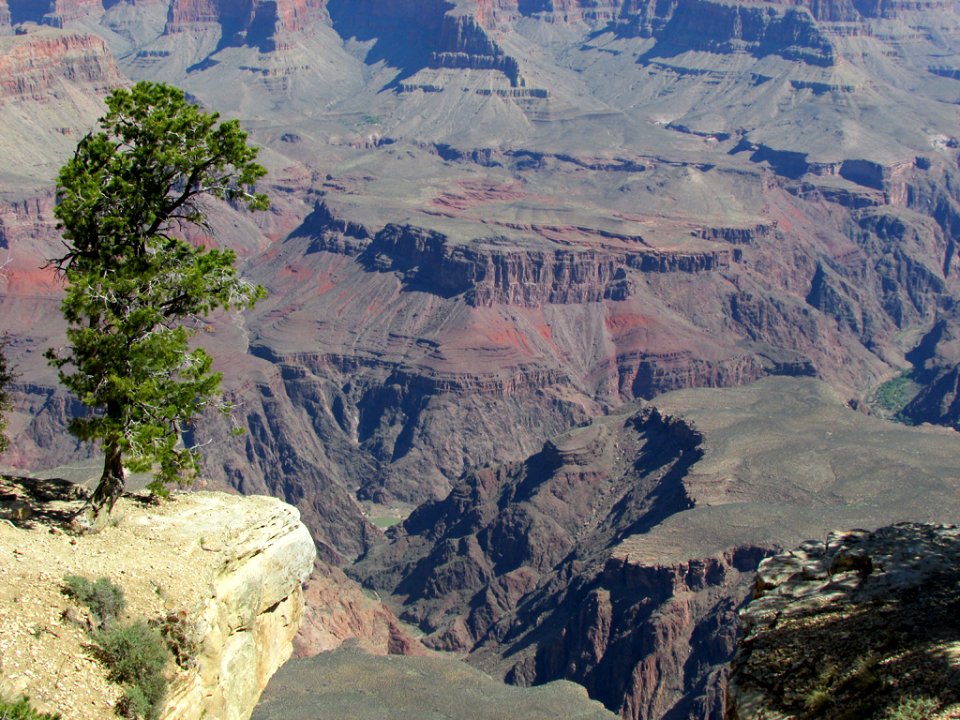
[[47, 82, 268, 517]]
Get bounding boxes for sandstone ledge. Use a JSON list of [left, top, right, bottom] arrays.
[[0, 481, 316, 720]]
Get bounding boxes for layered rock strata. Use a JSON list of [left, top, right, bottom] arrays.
[[353, 377, 960, 719], [0, 29, 121, 102]]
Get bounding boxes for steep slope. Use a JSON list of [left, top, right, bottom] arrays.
[[352, 377, 960, 718]]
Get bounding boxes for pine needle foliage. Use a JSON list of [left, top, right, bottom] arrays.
[[47, 82, 268, 516]]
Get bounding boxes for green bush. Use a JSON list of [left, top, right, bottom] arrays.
[[115, 686, 152, 720], [0, 695, 62, 719], [91, 621, 169, 720], [883, 696, 940, 720], [62, 575, 126, 627]]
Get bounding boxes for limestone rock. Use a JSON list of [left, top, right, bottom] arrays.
[[160, 493, 317, 720]]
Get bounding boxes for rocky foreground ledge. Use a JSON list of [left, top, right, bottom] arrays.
[[727, 523, 960, 719], [0, 478, 316, 720]]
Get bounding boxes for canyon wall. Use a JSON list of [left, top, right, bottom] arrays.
[[0, 29, 121, 102], [353, 378, 960, 718], [160, 495, 316, 720]]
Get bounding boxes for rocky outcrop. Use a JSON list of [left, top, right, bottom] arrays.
[[430, 14, 524, 86], [0, 485, 316, 720], [0, 29, 122, 102], [637, 0, 836, 67], [727, 524, 960, 719], [160, 494, 316, 720], [165, 0, 326, 49], [478, 0, 836, 66], [306, 221, 740, 308]]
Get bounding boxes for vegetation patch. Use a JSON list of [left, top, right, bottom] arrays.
[[368, 516, 402, 530], [61, 575, 126, 628], [881, 696, 941, 720], [0, 696, 62, 720], [61, 575, 195, 719], [868, 371, 921, 420], [91, 621, 169, 720]]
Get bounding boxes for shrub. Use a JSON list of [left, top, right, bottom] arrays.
[[883, 696, 940, 720], [0, 696, 62, 720], [150, 610, 199, 670], [91, 621, 169, 720], [62, 575, 126, 627], [115, 686, 152, 720]]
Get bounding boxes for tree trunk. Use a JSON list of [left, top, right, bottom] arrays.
[[90, 438, 124, 517]]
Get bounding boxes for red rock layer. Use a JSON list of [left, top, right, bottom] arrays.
[[294, 561, 426, 658], [0, 30, 122, 102]]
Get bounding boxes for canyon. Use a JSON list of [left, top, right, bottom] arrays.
[[1, 0, 960, 717], [352, 377, 960, 718]]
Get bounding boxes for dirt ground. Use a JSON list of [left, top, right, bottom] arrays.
[[0, 475, 222, 719]]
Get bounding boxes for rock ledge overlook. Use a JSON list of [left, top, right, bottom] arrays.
[[0, 480, 316, 720]]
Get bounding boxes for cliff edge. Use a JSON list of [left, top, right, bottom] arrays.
[[0, 476, 316, 720], [727, 523, 960, 719]]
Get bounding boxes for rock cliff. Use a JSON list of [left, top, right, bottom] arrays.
[[353, 377, 960, 718], [727, 523, 960, 719], [0, 28, 122, 187], [293, 560, 425, 658], [0, 28, 120, 102], [0, 480, 316, 720], [165, 0, 326, 49]]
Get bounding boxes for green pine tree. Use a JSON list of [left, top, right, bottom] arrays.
[[47, 81, 268, 518]]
